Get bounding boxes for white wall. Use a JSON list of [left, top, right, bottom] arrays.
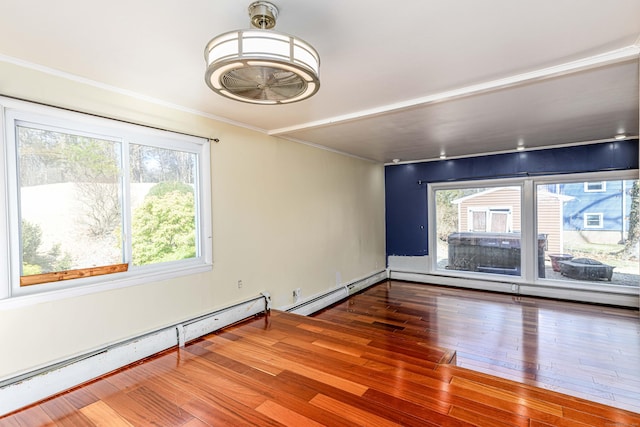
[[0, 60, 386, 380]]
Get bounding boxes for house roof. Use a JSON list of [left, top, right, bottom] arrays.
[[452, 187, 518, 204], [452, 187, 574, 204], [0, 0, 638, 163]]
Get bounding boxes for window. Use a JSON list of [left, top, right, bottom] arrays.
[[433, 185, 522, 277], [584, 181, 606, 192], [17, 124, 126, 286], [537, 177, 637, 289], [430, 173, 639, 291], [2, 99, 211, 298], [584, 213, 603, 229]]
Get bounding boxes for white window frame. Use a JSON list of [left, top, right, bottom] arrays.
[[428, 178, 526, 279], [583, 213, 604, 229], [0, 98, 212, 304], [584, 181, 606, 192]]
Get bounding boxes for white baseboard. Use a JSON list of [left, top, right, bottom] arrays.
[[390, 270, 513, 294], [0, 294, 269, 417], [387, 255, 430, 273], [389, 270, 639, 308], [286, 270, 387, 315]]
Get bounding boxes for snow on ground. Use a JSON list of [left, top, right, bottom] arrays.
[[20, 182, 155, 268]]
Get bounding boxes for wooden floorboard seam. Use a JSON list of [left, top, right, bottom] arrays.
[[1, 281, 639, 426]]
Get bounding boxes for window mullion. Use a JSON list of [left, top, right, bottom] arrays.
[[427, 183, 437, 273], [121, 140, 132, 267], [521, 179, 536, 282]]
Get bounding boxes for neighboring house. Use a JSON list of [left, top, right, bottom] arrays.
[[453, 187, 521, 234], [450, 181, 634, 259], [547, 181, 634, 245], [452, 186, 567, 254], [537, 190, 573, 255]]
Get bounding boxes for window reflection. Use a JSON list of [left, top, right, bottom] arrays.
[[537, 179, 639, 287]]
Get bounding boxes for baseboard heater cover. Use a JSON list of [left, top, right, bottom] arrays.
[[286, 270, 387, 316], [0, 294, 268, 417], [347, 270, 388, 295], [181, 295, 267, 344]]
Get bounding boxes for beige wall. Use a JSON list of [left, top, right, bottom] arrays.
[[0, 61, 386, 379]]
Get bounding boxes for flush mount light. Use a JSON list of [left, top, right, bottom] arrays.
[[614, 134, 627, 140], [204, 1, 320, 104]]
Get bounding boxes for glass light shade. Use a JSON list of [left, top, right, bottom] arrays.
[[204, 29, 320, 104]]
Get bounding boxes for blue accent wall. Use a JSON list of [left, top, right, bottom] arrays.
[[385, 140, 638, 257]]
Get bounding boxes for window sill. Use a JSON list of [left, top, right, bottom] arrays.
[[0, 262, 212, 310], [428, 268, 639, 296]]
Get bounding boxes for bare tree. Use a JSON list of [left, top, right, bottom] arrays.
[[623, 180, 639, 257]]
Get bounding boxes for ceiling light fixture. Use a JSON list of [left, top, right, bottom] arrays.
[[614, 134, 627, 140], [204, 1, 320, 105], [439, 153, 446, 159]]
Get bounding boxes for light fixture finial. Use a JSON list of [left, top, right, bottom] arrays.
[[249, 1, 278, 29]]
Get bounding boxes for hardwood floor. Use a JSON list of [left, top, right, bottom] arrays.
[[1, 280, 639, 426], [313, 281, 640, 414]]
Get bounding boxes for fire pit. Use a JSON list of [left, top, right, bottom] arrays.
[[548, 254, 573, 272], [559, 257, 614, 281]]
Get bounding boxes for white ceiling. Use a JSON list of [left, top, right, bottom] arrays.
[[0, 0, 638, 163]]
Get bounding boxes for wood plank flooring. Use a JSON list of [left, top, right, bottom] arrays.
[[313, 280, 640, 414], [1, 280, 639, 426]]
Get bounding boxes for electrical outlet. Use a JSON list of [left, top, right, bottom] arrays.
[[237, 280, 243, 289], [293, 288, 301, 301]]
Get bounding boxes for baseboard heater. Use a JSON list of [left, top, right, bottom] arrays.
[[0, 293, 270, 417], [287, 270, 387, 316]]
